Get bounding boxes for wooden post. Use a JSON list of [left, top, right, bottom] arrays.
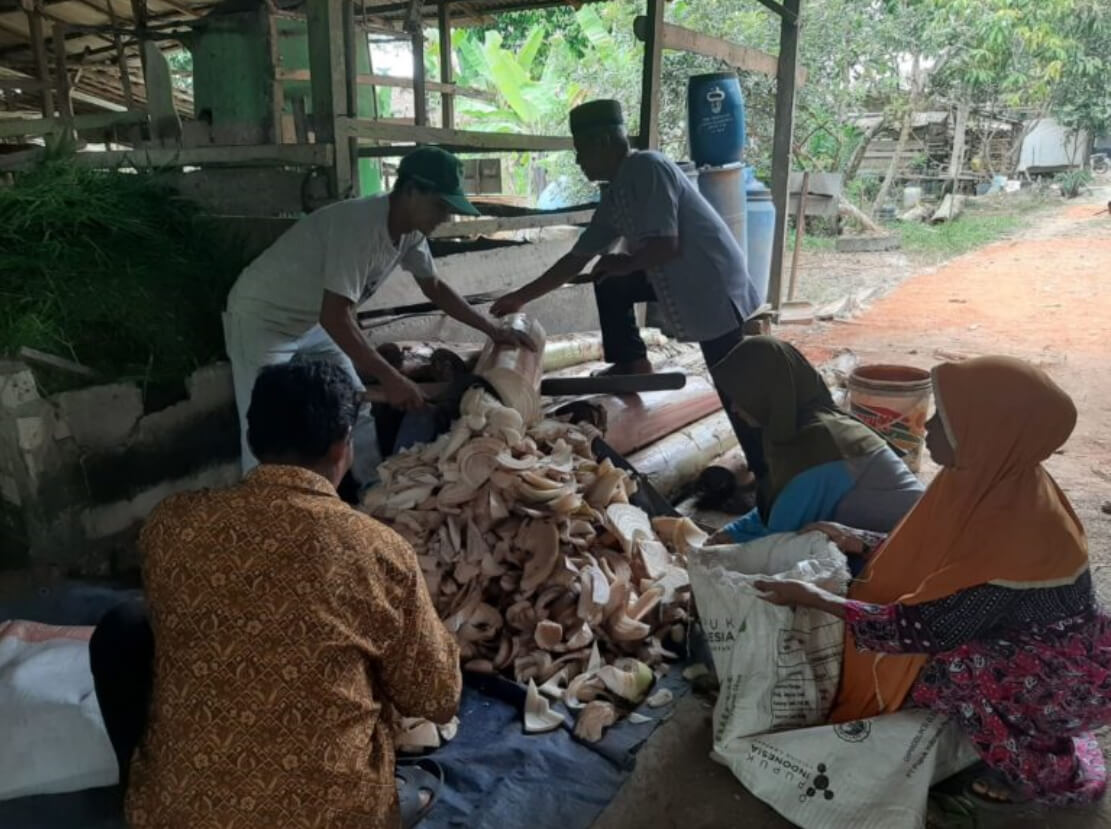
[[307, 0, 353, 198], [263, 2, 285, 144], [130, 0, 148, 77], [767, 0, 800, 312], [365, 22, 379, 119], [292, 95, 309, 143], [342, 0, 360, 194], [948, 101, 969, 219], [637, 0, 664, 150], [787, 170, 809, 302], [23, 0, 54, 117], [411, 28, 427, 126], [438, 1, 453, 129], [52, 22, 75, 142], [105, 0, 134, 109]]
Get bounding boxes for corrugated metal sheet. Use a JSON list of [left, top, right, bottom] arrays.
[[0, 0, 598, 118]]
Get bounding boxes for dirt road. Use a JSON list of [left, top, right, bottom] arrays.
[[596, 190, 1111, 829], [792, 191, 1111, 604]]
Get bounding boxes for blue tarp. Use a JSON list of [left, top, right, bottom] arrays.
[[0, 583, 687, 829]]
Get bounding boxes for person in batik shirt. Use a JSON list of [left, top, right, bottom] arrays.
[[120, 361, 461, 828]]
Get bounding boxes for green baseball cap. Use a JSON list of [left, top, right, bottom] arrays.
[[397, 146, 480, 216]]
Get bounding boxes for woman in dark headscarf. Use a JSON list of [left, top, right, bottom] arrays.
[[709, 336, 923, 544]]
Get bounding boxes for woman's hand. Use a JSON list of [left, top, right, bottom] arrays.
[[800, 521, 865, 554], [707, 528, 734, 545], [754, 578, 825, 607], [753, 579, 846, 618]]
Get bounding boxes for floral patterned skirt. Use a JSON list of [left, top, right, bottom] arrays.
[[911, 611, 1111, 804]]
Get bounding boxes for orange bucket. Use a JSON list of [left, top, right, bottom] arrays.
[[847, 365, 933, 472]]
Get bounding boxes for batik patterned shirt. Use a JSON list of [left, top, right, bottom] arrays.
[[126, 465, 461, 829]]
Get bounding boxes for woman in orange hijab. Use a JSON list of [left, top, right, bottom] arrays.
[[757, 356, 1110, 806]]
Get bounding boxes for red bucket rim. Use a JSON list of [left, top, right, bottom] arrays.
[[849, 364, 932, 386]]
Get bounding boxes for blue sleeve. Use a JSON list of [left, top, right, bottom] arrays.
[[723, 461, 856, 543]]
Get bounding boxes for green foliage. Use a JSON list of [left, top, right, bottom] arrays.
[[451, 27, 583, 134], [445, 0, 1109, 196], [0, 159, 247, 393], [166, 48, 193, 95], [1055, 167, 1093, 199], [466, 8, 591, 61], [898, 211, 1026, 257]]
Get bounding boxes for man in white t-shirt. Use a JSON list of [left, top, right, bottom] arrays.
[[225, 146, 531, 481]]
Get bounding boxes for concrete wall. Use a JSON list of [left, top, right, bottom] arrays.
[[0, 361, 239, 575]]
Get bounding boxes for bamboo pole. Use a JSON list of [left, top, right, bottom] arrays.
[[52, 22, 75, 142], [24, 0, 54, 117], [626, 410, 739, 498], [105, 0, 134, 109], [438, 0, 453, 129]]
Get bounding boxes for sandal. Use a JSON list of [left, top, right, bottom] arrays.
[[396, 758, 443, 828], [964, 769, 1033, 809]]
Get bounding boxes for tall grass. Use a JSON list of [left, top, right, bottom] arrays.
[[898, 213, 1026, 258], [0, 159, 249, 396]]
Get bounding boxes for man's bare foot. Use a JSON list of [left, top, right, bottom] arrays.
[[593, 358, 653, 377]]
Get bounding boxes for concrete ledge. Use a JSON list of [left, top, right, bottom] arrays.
[[0, 361, 241, 573]]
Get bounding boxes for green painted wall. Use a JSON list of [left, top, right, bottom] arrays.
[[193, 12, 381, 194], [192, 14, 270, 127]]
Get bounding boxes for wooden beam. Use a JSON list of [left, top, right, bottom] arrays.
[[263, 2, 284, 144], [767, 0, 800, 312], [430, 208, 594, 238], [24, 0, 54, 116], [104, 0, 134, 108], [129, 0, 147, 76], [410, 26, 427, 126], [787, 170, 808, 302], [0, 108, 147, 138], [637, 0, 663, 150], [340, 117, 574, 151], [0, 143, 334, 171], [633, 16, 806, 86], [438, 0, 453, 129], [148, 0, 199, 18], [0, 77, 45, 90], [52, 21, 75, 141], [342, 0, 360, 193], [307, 0, 352, 197], [276, 68, 493, 102], [18, 347, 98, 380]]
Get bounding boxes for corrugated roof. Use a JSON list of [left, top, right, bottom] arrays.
[[0, 0, 597, 118], [0, 0, 214, 115]]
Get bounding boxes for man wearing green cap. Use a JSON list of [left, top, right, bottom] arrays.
[[492, 99, 767, 478], [224, 146, 530, 482]]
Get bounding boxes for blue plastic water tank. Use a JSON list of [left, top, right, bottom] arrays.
[[697, 163, 746, 255], [688, 72, 746, 167], [744, 167, 776, 305]]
